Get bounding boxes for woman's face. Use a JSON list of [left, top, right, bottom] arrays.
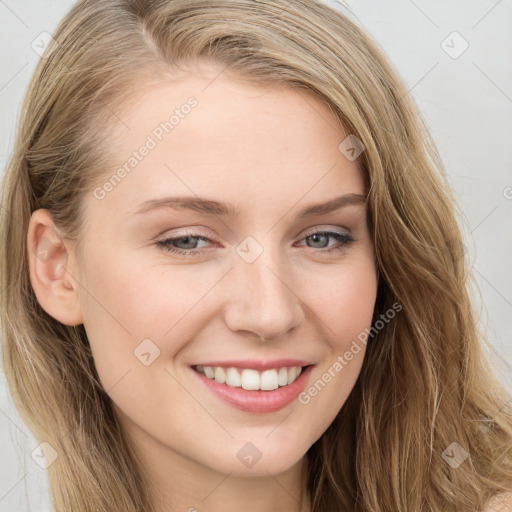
[[30, 65, 377, 482]]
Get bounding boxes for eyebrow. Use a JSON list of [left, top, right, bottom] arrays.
[[132, 192, 367, 218]]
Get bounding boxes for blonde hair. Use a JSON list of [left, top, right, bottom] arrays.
[[1, 1, 511, 510]]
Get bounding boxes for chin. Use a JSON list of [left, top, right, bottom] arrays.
[[217, 437, 310, 476]]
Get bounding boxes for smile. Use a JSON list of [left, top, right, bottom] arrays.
[[194, 364, 303, 391], [190, 363, 315, 413]]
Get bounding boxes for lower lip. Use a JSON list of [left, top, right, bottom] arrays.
[[191, 365, 314, 413]]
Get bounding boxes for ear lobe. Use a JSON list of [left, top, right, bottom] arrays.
[[27, 209, 84, 326]]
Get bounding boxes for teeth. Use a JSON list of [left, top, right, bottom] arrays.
[[195, 365, 304, 390], [241, 369, 260, 390], [278, 367, 288, 386], [226, 367, 242, 387], [214, 367, 226, 384], [260, 369, 279, 390]]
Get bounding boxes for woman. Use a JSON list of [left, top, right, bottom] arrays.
[[1, 1, 511, 511]]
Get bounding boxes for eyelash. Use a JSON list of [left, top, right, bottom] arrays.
[[155, 229, 355, 257]]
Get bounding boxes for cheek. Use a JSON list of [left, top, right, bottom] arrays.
[[78, 250, 223, 385], [325, 263, 377, 378], [293, 260, 377, 435], [82, 247, 202, 331], [307, 258, 378, 343]]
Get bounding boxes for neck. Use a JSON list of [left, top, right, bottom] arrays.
[[149, 450, 311, 512]]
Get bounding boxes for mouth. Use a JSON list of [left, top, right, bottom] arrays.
[[190, 362, 315, 413], [191, 363, 312, 391]]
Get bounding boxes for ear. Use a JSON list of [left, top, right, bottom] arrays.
[[26, 209, 84, 326]]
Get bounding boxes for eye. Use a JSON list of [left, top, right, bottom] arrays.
[[156, 231, 211, 256], [155, 229, 355, 256], [297, 229, 355, 254]]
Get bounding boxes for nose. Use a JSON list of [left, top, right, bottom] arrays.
[[223, 247, 305, 341]]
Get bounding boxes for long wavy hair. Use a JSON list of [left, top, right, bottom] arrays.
[[1, 1, 511, 510]]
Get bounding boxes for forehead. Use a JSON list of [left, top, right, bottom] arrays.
[[88, 68, 365, 222]]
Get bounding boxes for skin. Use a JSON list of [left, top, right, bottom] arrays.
[[27, 64, 378, 512]]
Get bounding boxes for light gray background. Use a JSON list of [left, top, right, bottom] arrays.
[[1, 1, 511, 510]]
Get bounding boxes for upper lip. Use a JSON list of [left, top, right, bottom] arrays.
[[192, 358, 314, 371]]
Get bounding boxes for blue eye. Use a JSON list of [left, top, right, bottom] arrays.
[[298, 230, 355, 253], [156, 232, 210, 256], [156, 229, 355, 257]]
